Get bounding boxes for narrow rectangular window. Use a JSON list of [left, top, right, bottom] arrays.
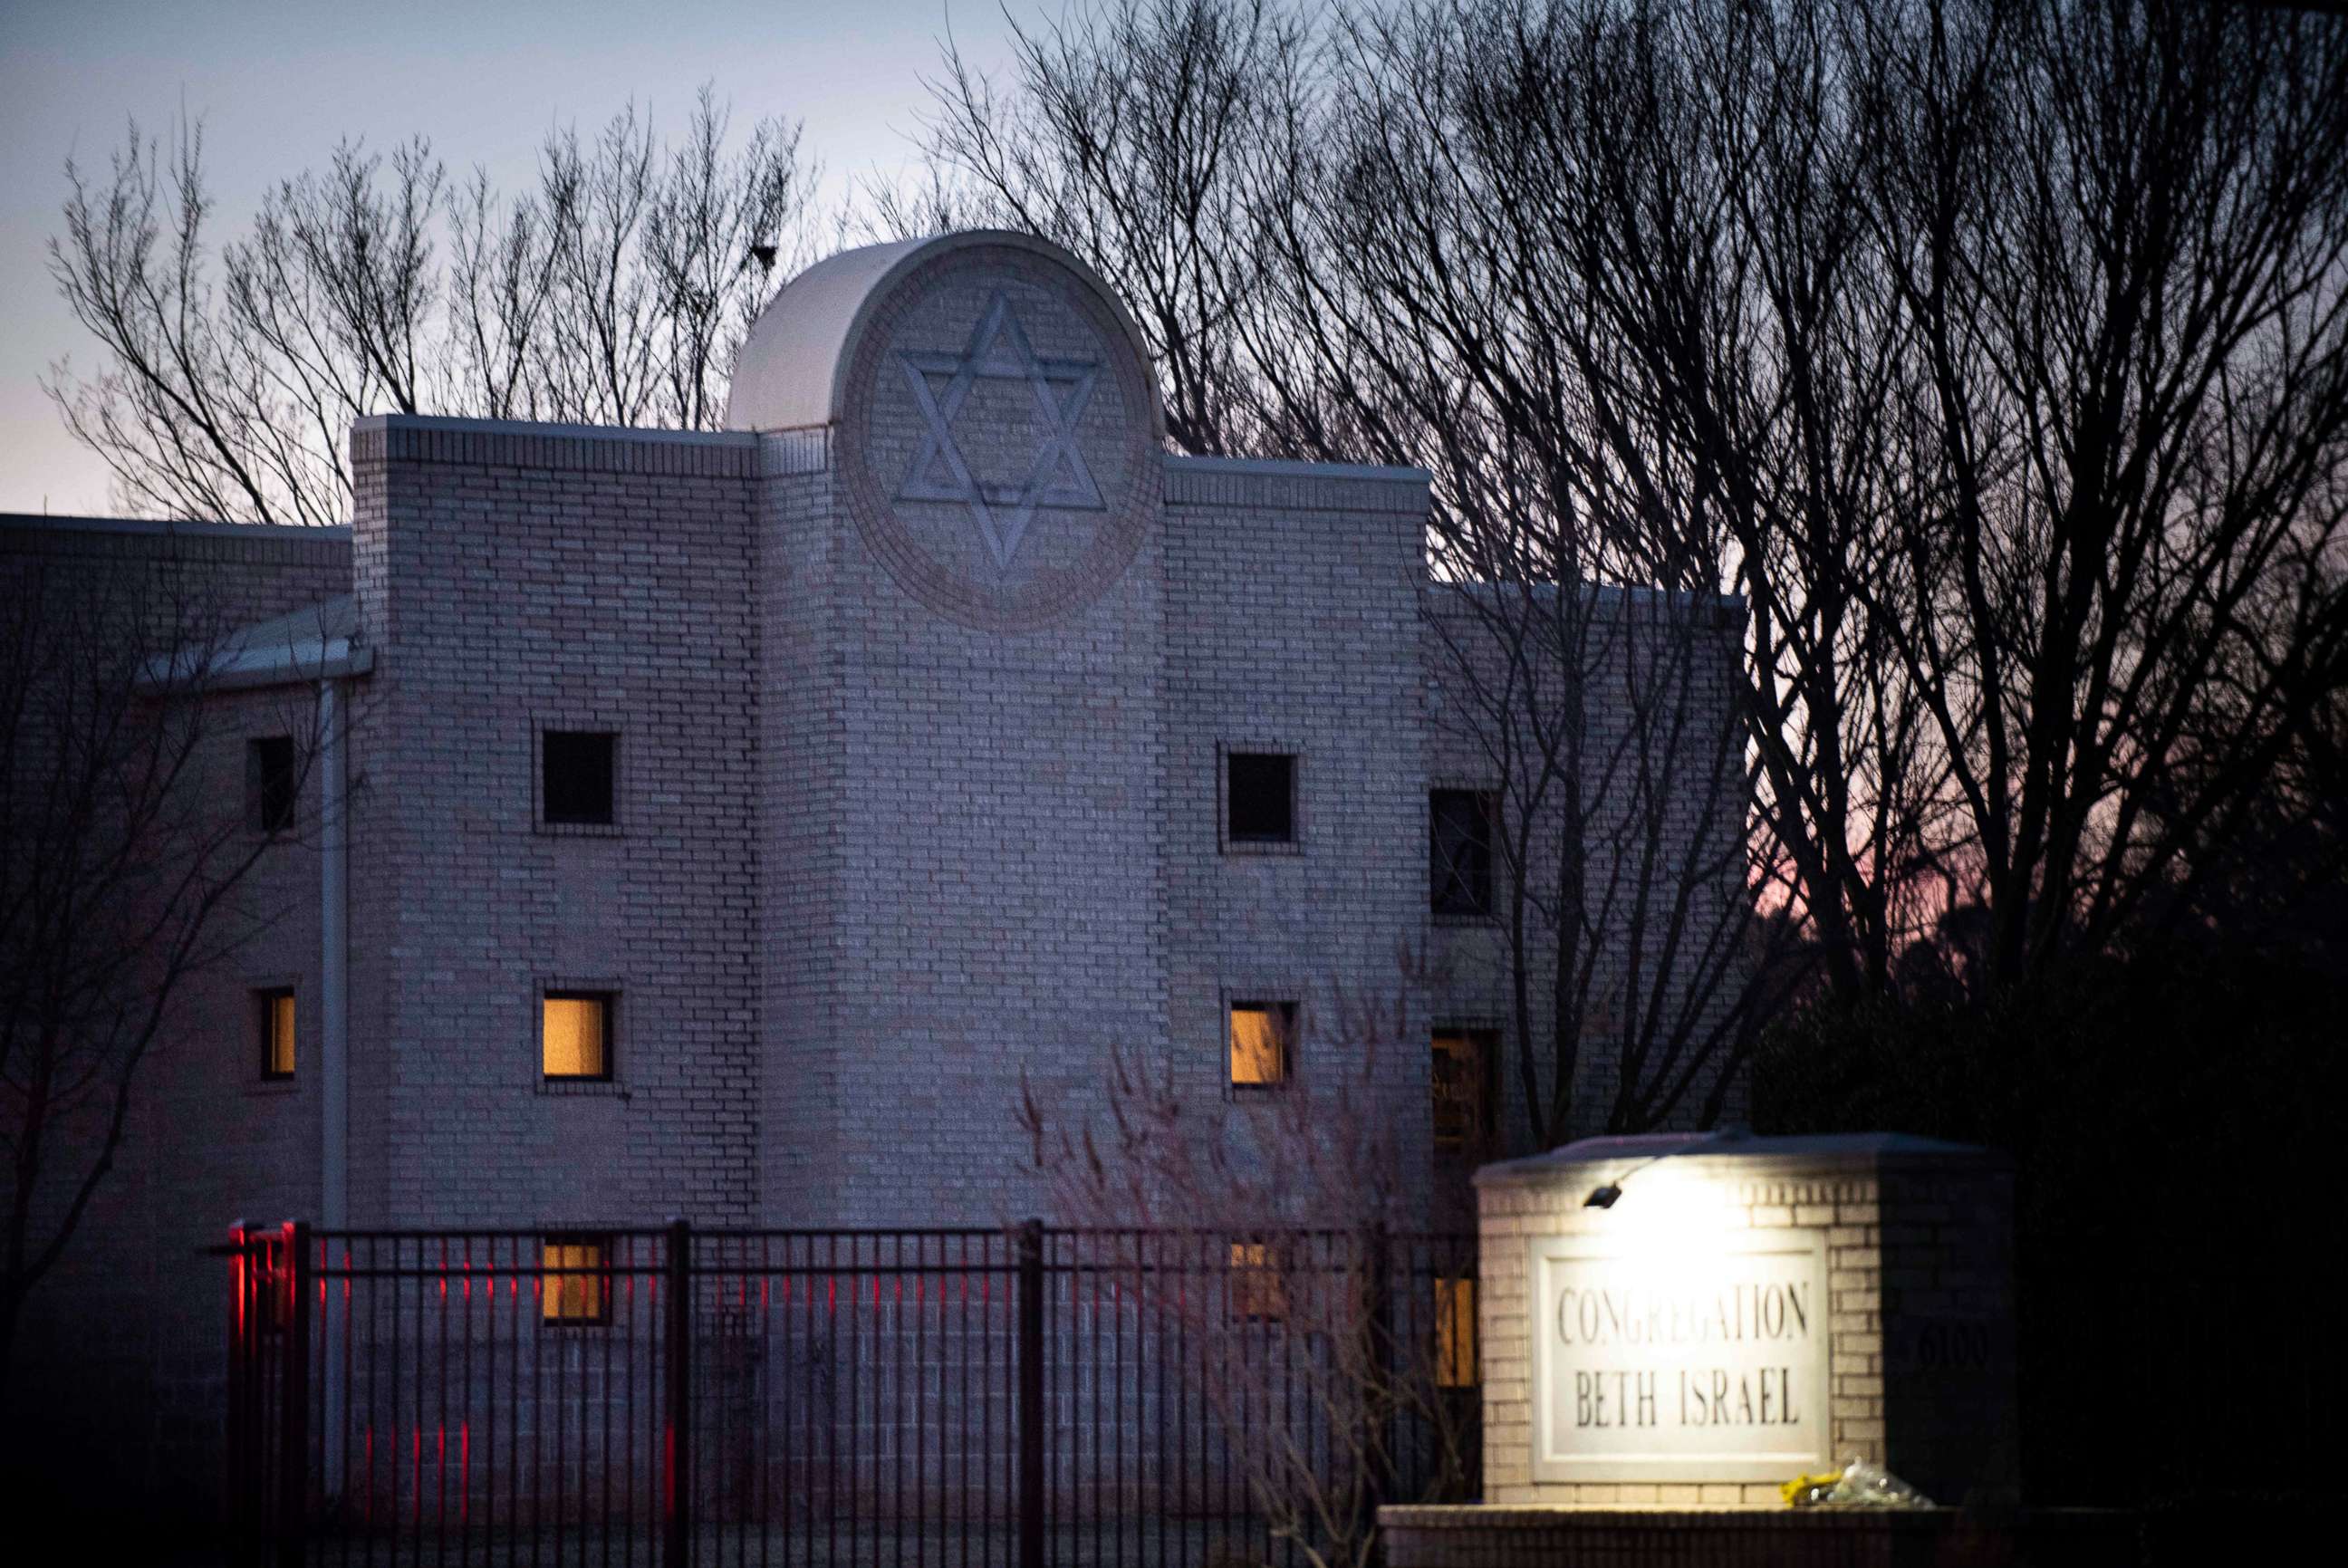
[[1435, 1276, 1478, 1387], [1429, 789, 1496, 917], [542, 731, 617, 826], [248, 736, 297, 833], [1227, 752, 1295, 844], [255, 987, 296, 1079], [1431, 1029, 1496, 1148], [1228, 1240, 1288, 1323], [542, 1237, 611, 1325], [1229, 1002, 1294, 1089], [542, 992, 613, 1080]]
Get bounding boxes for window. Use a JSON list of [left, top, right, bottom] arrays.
[[248, 736, 297, 833], [1226, 752, 1295, 845], [1229, 1241, 1288, 1323], [542, 992, 613, 1080], [1429, 790, 1496, 918], [1229, 1002, 1294, 1089], [1435, 1276, 1477, 1387], [542, 1237, 611, 1325], [255, 986, 296, 1079], [1431, 1029, 1496, 1149], [541, 730, 617, 827]]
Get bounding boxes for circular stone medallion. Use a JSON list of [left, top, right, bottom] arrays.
[[837, 243, 1160, 633]]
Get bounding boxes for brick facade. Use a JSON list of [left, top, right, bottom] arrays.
[[0, 515, 351, 1508], [345, 416, 765, 1231], [1, 230, 1747, 1516]]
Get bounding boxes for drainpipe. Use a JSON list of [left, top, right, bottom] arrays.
[[320, 676, 349, 1226], [319, 675, 350, 1481]]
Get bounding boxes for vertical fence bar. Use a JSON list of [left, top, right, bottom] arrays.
[[664, 1218, 694, 1568], [1362, 1220, 1393, 1544], [226, 1226, 255, 1560], [1015, 1220, 1044, 1568], [278, 1222, 313, 1568]]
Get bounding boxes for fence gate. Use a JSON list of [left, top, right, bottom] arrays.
[[224, 1221, 1479, 1566]]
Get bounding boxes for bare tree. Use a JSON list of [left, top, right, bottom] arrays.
[[941, 0, 2348, 1024], [924, 0, 1304, 455], [925, 0, 1787, 1143], [1389, 0, 2348, 1008], [1275, 1, 1822, 1138], [1844, 0, 2348, 982], [1018, 951, 1477, 1568], [46, 88, 818, 525], [0, 544, 336, 1395]]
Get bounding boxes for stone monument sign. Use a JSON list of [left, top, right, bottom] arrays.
[[1374, 1131, 2141, 1568], [1476, 1131, 2018, 1507]]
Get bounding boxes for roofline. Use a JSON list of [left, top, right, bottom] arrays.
[[1165, 454, 1433, 484], [1, 513, 351, 541], [1425, 577, 1747, 615], [1474, 1131, 2006, 1188], [350, 413, 758, 447], [138, 638, 373, 695]]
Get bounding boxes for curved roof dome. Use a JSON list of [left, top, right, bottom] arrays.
[[723, 230, 1160, 438], [730, 229, 1166, 632]]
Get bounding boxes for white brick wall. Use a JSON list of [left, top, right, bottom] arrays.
[[347, 418, 765, 1230]]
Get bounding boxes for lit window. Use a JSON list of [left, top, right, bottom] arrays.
[[1435, 1276, 1477, 1387], [542, 730, 617, 827], [542, 992, 612, 1080], [1429, 790, 1496, 917], [1229, 1002, 1294, 1089], [249, 736, 297, 833], [1229, 1241, 1287, 1323], [543, 1238, 610, 1324], [1431, 1030, 1496, 1148], [255, 987, 296, 1079], [1227, 752, 1295, 845]]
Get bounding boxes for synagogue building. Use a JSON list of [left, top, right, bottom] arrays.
[[1, 231, 1745, 1506]]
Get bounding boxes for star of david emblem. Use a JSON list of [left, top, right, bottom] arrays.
[[896, 292, 1106, 570]]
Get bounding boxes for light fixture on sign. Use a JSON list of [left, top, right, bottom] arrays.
[[1584, 1124, 1753, 1209]]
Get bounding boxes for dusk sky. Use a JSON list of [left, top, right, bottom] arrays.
[[0, 0, 1047, 517]]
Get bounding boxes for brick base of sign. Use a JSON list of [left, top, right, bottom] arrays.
[[1378, 1506, 2143, 1568], [1476, 1133, 2019, 1508]]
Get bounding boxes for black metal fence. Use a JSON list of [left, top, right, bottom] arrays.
[[224, 1222, 1479, 1567]]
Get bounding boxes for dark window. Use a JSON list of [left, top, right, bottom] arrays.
[[248, 736, 297, 832], [1431, 1028, 1497, 1150], [255, 986, 296, 1079], [543, 731, 617, 826], [542, 1236, 612, 1325], [1230, 1001, 1295, 1089], [1227, 753, 1295, 844], [1430, 790, 1496, 917]]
